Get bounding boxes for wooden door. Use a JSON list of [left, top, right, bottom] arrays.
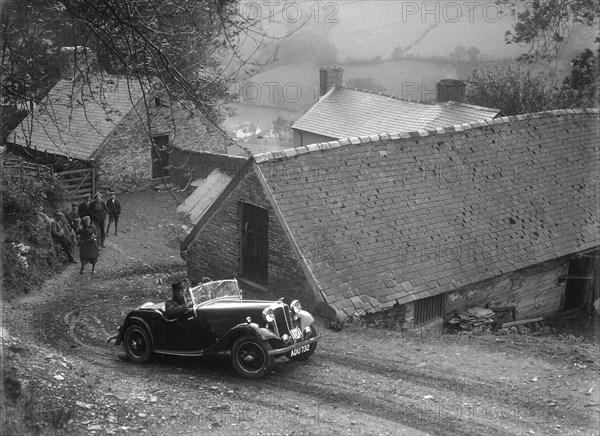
[[151, 135, 170, 179], [240, 202, 268, 284]]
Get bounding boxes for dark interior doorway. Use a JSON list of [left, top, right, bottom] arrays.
[[563, 256, 591, 311], [240, 202, 268, 284], [151, 135, 170, 179]]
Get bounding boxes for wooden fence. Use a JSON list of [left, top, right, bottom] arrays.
[[2, 156, 95, 201], [1, 156, 52, 179]]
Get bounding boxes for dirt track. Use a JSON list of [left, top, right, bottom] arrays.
[[2, 189, 600, 435]]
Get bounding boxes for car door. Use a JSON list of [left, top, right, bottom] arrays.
[[152, 311, 206, 352]]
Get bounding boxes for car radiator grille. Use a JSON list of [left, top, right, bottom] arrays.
[[273, 305, 293, 337]]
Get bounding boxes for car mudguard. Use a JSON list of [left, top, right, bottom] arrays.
[[296, 310, 315, 330], [207, 322, 279, 353], [115, 316, 153, 347]]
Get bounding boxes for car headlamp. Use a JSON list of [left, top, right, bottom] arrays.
[[262, 307, 275, 323], [290, 300, 302, 314]]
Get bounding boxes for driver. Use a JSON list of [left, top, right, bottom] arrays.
[[165, 280, 193, 320]]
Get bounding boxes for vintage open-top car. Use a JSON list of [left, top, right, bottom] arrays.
[[111, 279, 319, 379]]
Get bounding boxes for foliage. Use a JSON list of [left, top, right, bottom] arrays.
[[499, 0, 600, 63], [448, 46, 481, 62], [1, 0, 274, 134], [272, 116, 292, 135], [2, 173, 67, 226], [346, 77, 387, 94], [467, 42, 600, 115], [2, 172, 69, 300], [466, 65, 564, 115], [561, 45, 600, 107], [3, 242, 63, 300]]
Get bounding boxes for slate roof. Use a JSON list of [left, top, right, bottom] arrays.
[[256, 109, 600, 318], [177, 169, 234, 225], [291, 85, 500, 139], [10, 75, 143, 160]]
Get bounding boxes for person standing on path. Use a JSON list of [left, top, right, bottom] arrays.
[[106, 192, 121, 236], [78, 194, 91, 219], [76, 216, 99, 274], [89, 192, 108, 247], [50, 212, 76, 263]]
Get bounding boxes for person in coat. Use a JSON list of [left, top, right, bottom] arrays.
[[50, 212, 76, 263], [66, 202, 80, 244], [76, 216, 99, 274], [78, 194, 91, 219], [89, 192, 108, 247], [106, 192, 121, 236], [165, 281, 193, 320]]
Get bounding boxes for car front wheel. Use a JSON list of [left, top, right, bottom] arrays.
[[124, 325, 151, 363], [231, 336, 273, 379]]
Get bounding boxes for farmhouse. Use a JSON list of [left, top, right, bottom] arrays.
[[181, 109, 599, 327], [6, 47, 227, 196], [291, 67, 501, 148]]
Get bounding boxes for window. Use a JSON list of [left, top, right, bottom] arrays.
[[414, 294, 445, 325]]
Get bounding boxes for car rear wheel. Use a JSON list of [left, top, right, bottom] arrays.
[[231, 336, 273, 379], [124, 325, 151, 363], [289, 324, 318, 361]]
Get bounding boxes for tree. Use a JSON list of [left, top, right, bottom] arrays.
[[561, 44, 599, 106], [346, 77, 386, 94], [467, 46, 481, 62], [498, 0, 600, 63], [466, 65, 563, 115], [449, 45, 468, 62], [1, 0, 277, 138]]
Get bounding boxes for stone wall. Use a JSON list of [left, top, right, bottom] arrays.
[[185, 166, 320, 311], [94, 99, 227, 192]]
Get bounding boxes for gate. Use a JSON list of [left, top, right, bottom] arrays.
[[54, 167, 96, 201]]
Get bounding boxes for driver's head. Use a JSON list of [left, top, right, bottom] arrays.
[[171, 281, 185, 297]]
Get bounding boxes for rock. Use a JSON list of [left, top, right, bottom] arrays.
[[88, 424, 103, 431], [53, 374, 65, 381], [423, 395, 434, 400], [150, 396, 157, 402], [76, 401, 93, 409], [530, 377, 538, 382]]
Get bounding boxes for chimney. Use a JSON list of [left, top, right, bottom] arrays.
[[319, 66, 343, 97], [59, 46, 96, 80], [436, 79, 466, 103]]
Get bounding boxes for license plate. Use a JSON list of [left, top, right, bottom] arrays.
[[290, 327, 302, 340], [290, 344, 310, 357]]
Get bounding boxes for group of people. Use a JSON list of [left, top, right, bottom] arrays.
[[51, 191, 121, 274]]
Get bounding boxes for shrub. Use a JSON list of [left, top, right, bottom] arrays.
[[2, 174, 67, 225], [1, 173, 69, 300]]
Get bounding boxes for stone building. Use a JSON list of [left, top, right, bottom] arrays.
[[6, 47, 227, 193], [180, 109, 599, 327], [291, 67, 501, 148]]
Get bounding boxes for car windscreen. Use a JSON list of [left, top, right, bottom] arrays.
[[191, 279, 240, 302]]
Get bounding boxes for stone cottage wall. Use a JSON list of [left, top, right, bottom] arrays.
[[94, 99, 226, 192], [185, 167, 318, 310]]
